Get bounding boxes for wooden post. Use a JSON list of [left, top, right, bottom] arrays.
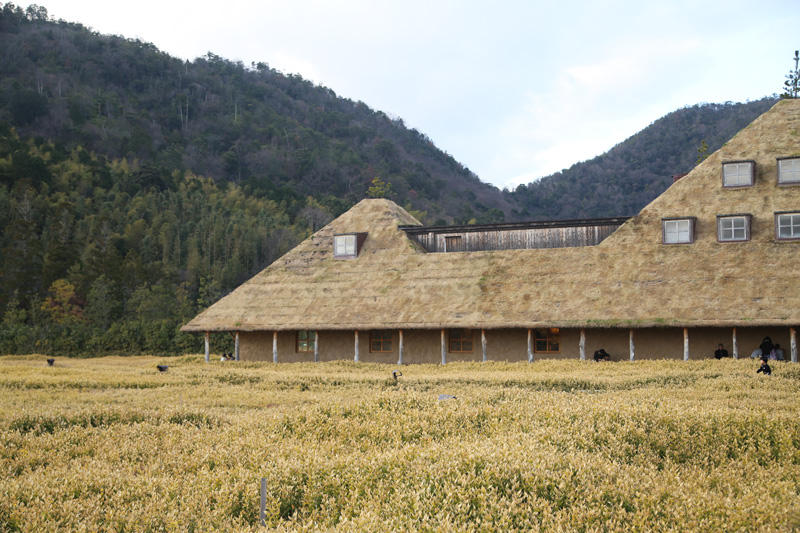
[[579, 328, 586, 361], [481, 329, 487, 362], [683, 328, 689, 361], [441, 329, 446, 365], [791, 327, 797, 363], [314, 331, 319, 363], [234, 331, 240, 361], [629, 329, 635, 362], [398, 329, 404, 365], [732, 327, 738, 359], [527, 329, 533, 363], [354, 330, 359, 362], [272, 331, 278, 363], [260, 477, 266, 527], [204, 331, 210, 363]]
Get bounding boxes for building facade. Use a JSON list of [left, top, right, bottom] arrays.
[[183, 100, 800, 363]]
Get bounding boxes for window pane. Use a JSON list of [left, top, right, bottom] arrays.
[[723, 163, 751, 186], [779, 159, 800, 183], [778, 214, 800, 238], [334, 235, 357, 256], [719, 217, 747, 241], [664, 219, 691, 244]]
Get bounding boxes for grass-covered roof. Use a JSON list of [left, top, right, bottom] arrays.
[[183, 99, 800, 332]]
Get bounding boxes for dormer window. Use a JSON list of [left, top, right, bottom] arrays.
[[722, 161, 755, 188], [775, 212, 800, 240], [333, 233, 367, 258], [717, 214, 751, 242], [662, 217, 695, 244], [777, 157, 800, 185]]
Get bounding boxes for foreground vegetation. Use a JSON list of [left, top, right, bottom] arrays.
[[1, 356, 799, 531]]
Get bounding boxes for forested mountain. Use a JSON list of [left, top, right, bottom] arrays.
[[0, 3, 781, 355], [0, 4, 511, 224], [508, 97, 778, 219]]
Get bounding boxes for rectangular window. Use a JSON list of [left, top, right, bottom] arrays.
[[369, 330, 393, 352], [722, 161, 754, 187], [334, 234, 356, 257], [534, 328, 560, 353], [444, 235, 464, 252], [662, 218, 694, 244], [448, 329, 473, 352], [296, 330, 315, 352], [776, 212, 800, 240], [717, 215, 750, 242], [778, 157, 800, 184]]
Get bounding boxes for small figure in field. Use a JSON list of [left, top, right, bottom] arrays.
[[760, 336, 774, 360], [220, 353, 227, 362], [593, 348, 610, 362], [714, 343, 729, 359], [773, 343, 785, 361], [757, 357, 772, 375]]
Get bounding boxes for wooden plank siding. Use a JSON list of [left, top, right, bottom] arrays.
[[401, 217, 628, 253]]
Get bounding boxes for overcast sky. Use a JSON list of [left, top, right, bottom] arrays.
[[40, 0, 799, 189]]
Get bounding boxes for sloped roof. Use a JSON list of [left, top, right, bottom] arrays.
[[183, 99, 800, 332]]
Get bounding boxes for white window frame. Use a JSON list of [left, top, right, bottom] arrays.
[[777, 157, 800, 185], [775, 212, 800, 240], [717, 215, 750, 242], [662, 218, 694, 244], [722, 161, 755, 188], [333, 234, 357, 257]]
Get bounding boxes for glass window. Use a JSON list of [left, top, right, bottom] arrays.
[[722, 162, 754, 187], [534, 328, 560, 353], [718, 216, 750, 242], [296, 330, 315, 352], [448, 329, 473, 352], [776, 212, 800, 240], [369, 330, 393, 352], [334, 234, 356, 257], [778, 158, 800, 184], [663, 219, 693, 244]]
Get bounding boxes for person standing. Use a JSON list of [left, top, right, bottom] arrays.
[[714, 343, 729, 359]]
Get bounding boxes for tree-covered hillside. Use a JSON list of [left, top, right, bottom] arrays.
[[0, 3, 781, 355], [508, 98, 778, 219], [0, 3, 511, 225]]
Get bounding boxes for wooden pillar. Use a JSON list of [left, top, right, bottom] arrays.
[[683, 328, 689, 361], [629, 329, 635, 361], [481, 329, 487, 362], [314, 331, 319, 363], [204, 331, 210, 363], [234, 331, 240, 361], [579, 328, 586, 361], [527, 329, 533, 363], [791, 327, 797, 363], [272, 331, 278, 363], [354, 330, 359, 362], [440, 329, 446, 365], [398, 329, 404, 365], [732, 327, 738, 359]]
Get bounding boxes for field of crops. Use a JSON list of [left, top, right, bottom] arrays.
[[1, 355, 799, 531]]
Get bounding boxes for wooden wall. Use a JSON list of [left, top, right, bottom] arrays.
[[408, 224, 622, 252]]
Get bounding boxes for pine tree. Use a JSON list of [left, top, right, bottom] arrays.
[[783, 50, 799, 99]]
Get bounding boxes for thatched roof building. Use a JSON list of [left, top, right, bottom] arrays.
[[183, 99, 800, 363]]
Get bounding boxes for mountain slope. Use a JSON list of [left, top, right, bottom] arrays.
[[508, 98, 778, 220], [0, 4, 510, 224]]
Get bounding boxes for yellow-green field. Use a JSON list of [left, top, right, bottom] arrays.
[[1, 355, 799, 531]]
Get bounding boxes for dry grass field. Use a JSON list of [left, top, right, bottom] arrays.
[[1, 355, 799, 532]]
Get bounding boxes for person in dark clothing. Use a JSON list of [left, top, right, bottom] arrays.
[[759, 337, 774, 360], [757, 358, 772, 375], [714, 343, 729, 359], [593, 349, 610, 362]]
